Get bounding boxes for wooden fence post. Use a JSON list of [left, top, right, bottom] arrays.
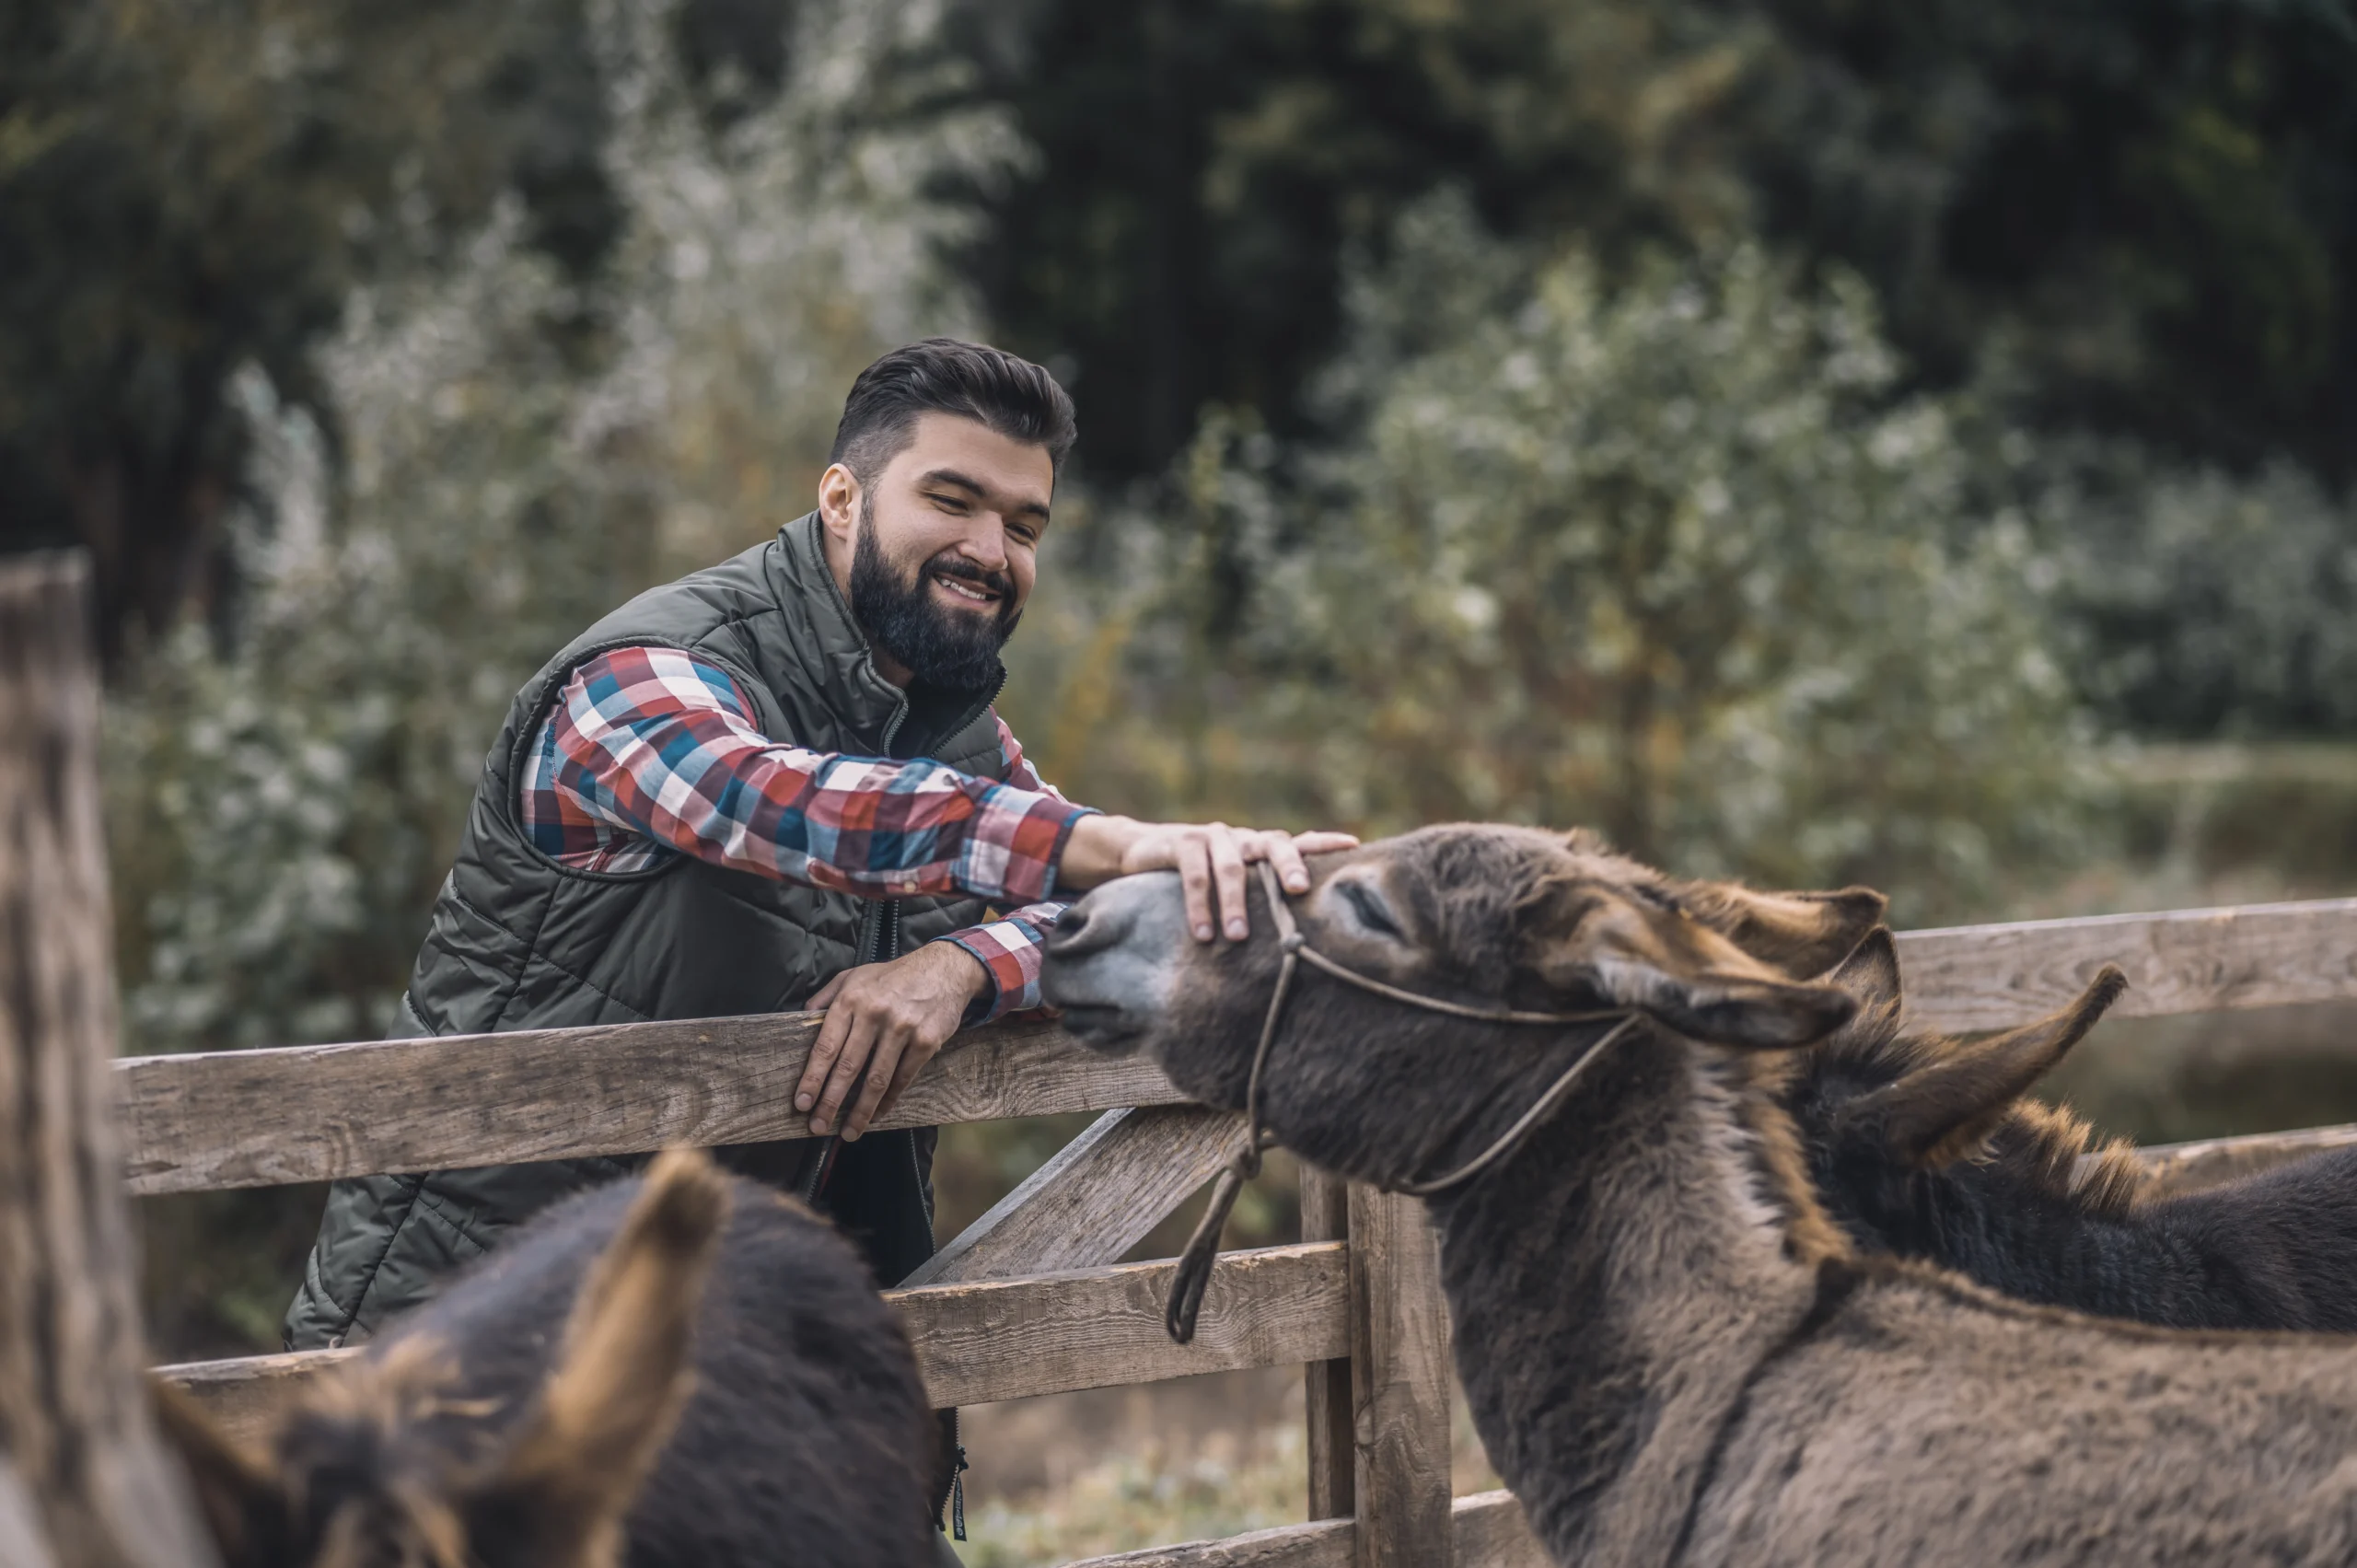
[[1344, 1183, 1452, 1568], [0, 552, 218, 1568], [1300, 1165, 1353, 1521]]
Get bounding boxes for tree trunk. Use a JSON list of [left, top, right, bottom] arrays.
[[0, 552, 216, 1568]]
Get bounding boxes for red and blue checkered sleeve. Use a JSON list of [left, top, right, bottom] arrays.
[[543, 646, 1094, 903], [992, 714, 1072, 802], [938, 901, 1068, 1021]]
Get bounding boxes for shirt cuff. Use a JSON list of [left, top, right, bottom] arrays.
[[937, 903, 1066, 1023]]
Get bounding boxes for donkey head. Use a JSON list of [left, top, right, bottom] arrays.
[[1044, 824, 1884, 1191], [157, 1149, 730, 1568]]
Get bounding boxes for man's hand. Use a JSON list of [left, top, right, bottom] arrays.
[[1060, 817, 1361, 944], [796, 942, 989, 1139]]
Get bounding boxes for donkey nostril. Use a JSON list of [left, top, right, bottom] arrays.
[[1048, 900, 1128, 958]]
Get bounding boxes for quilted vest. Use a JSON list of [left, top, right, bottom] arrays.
[[284, 513, 1008, 1348]]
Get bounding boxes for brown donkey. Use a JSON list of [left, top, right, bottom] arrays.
[[1044, 825, 2357, 1568], [157, 1150, 942, 1568], [1789, 928, 2357, 1331]]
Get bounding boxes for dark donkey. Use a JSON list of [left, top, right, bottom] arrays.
[[1785, 927, 2357, 1330], [158, 1150, 941, 1568], [1046, 825, 2357, 1568]]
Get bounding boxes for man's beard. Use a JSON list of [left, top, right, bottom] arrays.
[[848, 499, 1022, 691]]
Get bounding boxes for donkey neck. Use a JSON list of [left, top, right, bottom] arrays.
[[1429, 1032, 1830, 1568]]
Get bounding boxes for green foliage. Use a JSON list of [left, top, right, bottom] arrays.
[[0, 0, 619, 654], [2044, 457, 2357, 738], [1017, 198, 2096, 918], [969, 0, 2357, 486]]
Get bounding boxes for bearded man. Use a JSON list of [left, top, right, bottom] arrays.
[[284, 340, 1348, 1362]]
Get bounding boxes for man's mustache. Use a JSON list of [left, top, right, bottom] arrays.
[[923, 552, 1016, 602]]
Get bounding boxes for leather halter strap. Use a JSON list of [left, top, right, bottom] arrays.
[[1164, 860, 1637, 1342]]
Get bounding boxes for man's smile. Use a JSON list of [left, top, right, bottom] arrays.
[[930, 566, 1004, 607]]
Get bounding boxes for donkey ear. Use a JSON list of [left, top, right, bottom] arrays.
[[1824, 927, 1902, 1012], [150, 1375, 293, 1563], [1672, 881, 1890, 978], [464, 1149, 729, 1563], [1591, 958, 1860, 1050], [1838, 967, 2128, 1167]]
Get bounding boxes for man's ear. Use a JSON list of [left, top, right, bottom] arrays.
[[150, 1376, 293, 1564], [1672, 880, 1890, 978], [1836, 967, 2129, 1167], [463, 1149, 729, 1565]]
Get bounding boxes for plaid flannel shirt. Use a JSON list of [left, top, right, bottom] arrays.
[[518, 645, 1086, 1019]]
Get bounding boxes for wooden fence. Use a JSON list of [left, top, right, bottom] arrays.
[[140, 895, 2357, 1567]]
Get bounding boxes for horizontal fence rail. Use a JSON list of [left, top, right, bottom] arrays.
[[120, 1013, 1184, 1195], [1894, 897, 2357, 1033], [160, 1242, 1349, 1445], [1060, 1490, 1547, 1568], [118, 897, 2357, 1197]]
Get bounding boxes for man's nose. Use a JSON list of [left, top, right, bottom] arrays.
[[960, 517, 1011, 573]]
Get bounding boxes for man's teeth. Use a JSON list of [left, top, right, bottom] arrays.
[[935, 575, 995, 602]]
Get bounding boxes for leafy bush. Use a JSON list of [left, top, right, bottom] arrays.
[[1016, 195, 2100, 922], [2046, 457, 2357, 739]]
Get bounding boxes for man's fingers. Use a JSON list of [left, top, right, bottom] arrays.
[[810, 1011, 882, 1136], [842, 1029, 907, 1140], [1207, 824, 1249, 941], [797, 999, 856, 1112], [1293, 830, 1360, 855], [1178, 830, 1216, 942], [806, 971, 850, 1011], [1263, 831, 1313, 894]]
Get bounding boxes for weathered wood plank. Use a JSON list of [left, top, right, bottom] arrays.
[[1062, 1517, 1352, 1568], [1344, 1186, 1453, 1568], [0, 552, 222, 1568], [1062, 1517, 1351, 1568], [1299, 1164, 1354, 1523], [118, 1013, 1185, 1195], [1897, 899, 2357, 1034], [1447, 1491, 1546, 1568], [1056, 1492, 1539, 1568], [2130, 1121, 2357, 1197], [900, 1104, 1243, 1288], [909, 1243, 1348, 1410], [157, 1243, 1348, 1444]]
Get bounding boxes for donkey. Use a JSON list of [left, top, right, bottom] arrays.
[[157, 1149, 941, 1568], [1044, 824, 2357, 1568], [1787, 927, 2357, 1330]]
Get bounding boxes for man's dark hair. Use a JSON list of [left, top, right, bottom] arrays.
[[828, 338, 1077, 483]]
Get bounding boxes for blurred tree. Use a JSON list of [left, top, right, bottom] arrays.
[[0, 0, 618, 662], [1737, 0, 2357, 479], [960, 0, 2356, 486]]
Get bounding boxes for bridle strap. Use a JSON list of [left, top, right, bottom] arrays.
[[1165, 861, 1636, 1343]]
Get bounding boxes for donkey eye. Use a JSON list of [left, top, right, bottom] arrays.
[[1339, 880, 1406, 940]]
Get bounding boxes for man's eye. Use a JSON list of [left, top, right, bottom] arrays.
[[1340, 880, 1405, 939]]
